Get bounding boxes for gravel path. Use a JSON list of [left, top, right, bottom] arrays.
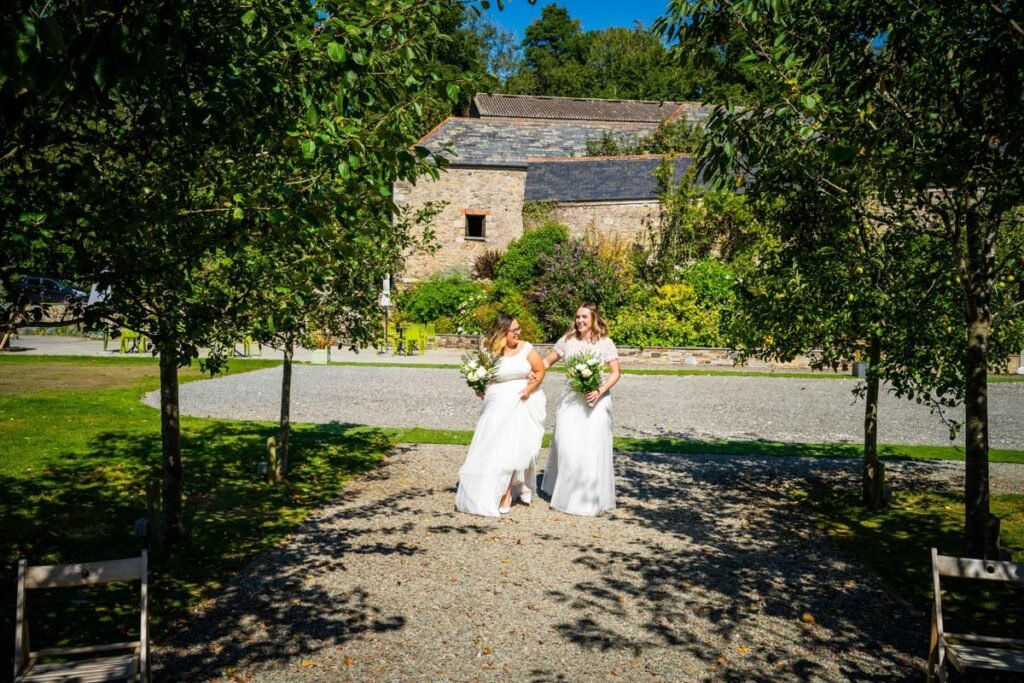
[[151, 364, 1024, 448], [158, 445, 952, 682]]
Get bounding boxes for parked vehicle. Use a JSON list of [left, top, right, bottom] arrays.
[[14, 277, 88, 304]]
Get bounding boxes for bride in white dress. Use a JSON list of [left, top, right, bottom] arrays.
[[540, 303, 621, 516], [456, 315, 547, 517]]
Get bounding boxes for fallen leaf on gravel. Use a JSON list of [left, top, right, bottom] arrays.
[[451, 576, 458, 582], [801, 612, 816, 624], [617, 596, 626, 603], [301, 660, 316, 667], [482, 646, 493, 655], [527, 604, 539, 611], [737, 646, 750, 654], [716, 656, 727, 666], [344, 657, 354, 666]]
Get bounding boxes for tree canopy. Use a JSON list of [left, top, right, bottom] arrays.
[[1, 0, 467, 546], [659, 0, 1024, 556]]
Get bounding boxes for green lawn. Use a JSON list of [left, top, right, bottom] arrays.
[[805, 489, 1024, 633], [1, 355, 1021, 660], [330, 359, 1024, 382], [0, 355, 392, 656], [374, 427, 1024, 465]]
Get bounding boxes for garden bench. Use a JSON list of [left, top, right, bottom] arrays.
[[14, 552, 150, 682], [928, 547, 1024, 682]]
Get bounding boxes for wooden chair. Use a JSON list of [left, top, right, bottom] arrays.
[[928, 547, 1024, 682], [14, 552, 150, 683]]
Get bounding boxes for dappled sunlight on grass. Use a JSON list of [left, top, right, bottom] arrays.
[[0, 418, 391, 660], [807, 490, 1024, 638], [0, 357, 390, 670]]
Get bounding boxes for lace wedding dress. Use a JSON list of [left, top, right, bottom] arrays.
[[456, 342, 546, 517], [541, 335, 618, 516]]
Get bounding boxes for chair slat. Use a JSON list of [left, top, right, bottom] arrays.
[[933, 554, 1023, 582], [947, 643, 1024, 672], [15, 653, 137, 683], [946, 633, 1024, 647], [23, 556, 143, 589], [33, 641, 139, 657]]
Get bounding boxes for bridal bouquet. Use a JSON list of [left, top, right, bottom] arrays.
[[459, 349, 498, 393], [564, 350, 607, 394]]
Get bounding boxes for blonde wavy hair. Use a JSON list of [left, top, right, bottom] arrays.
[[484, 313, 516, 355], [564, 302, 609, 341]]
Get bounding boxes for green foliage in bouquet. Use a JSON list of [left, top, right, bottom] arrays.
[[564, 350, 608, 394], [459, 348, 498, 393]]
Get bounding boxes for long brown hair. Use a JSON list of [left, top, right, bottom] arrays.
[[564, 302, 609, 341], [485, 313, 516, 354]]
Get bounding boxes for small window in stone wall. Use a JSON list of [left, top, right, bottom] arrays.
[[465, 214, 486, 240]]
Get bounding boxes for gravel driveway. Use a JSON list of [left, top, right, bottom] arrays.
[[158, 445, 944, 682], [150, 365, 1024, 449]]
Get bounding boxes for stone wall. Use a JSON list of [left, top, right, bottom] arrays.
[[395, 167, 526, 282], [436, 334, 1024, 374], [548, 200, 658, 244], [395, 170, 661, 281]]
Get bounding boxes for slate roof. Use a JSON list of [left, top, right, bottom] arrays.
[[668, 102, 718, 126], [471, 93, 684, 123], [418, 118, 658, 168], [524, 156, 696, 202]]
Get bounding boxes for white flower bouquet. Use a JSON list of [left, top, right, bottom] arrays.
[[459, 348, 498, 393], [564, 350, 608, 395]]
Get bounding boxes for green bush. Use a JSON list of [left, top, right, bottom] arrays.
[[396, 274, 485, 324], [678, 259, 738, 309], [494, 222, 569, 292], [610, 283, 722, 347], [532, 239, 628, 341], [472, 292, 544, 343]]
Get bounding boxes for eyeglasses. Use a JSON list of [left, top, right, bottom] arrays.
[[509, 327, 522, 335]]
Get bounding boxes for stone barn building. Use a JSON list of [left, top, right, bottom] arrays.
[[395, 93, 712, 281]]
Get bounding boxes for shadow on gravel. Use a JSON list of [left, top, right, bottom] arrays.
[[540, 453, 934, 682], [157, 448, 426, 679]]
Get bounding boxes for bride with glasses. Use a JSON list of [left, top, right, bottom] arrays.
[[456, 314, 547, 517]]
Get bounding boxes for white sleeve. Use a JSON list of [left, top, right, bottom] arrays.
[[601, 337, 619, 363], [553, 336, 568, 358]]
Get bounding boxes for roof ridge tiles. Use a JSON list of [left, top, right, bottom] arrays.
[[527, 153, 692, 163], [476, 92, 684, 106]]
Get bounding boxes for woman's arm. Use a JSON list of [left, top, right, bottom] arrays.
[[521, 349, 546, 400], [585, 359, 620, 407], [542, 349, 561, 370]]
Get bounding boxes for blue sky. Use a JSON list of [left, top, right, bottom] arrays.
[[483, 0, 673, 39]]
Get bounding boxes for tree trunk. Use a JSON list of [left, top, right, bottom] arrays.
[[276, 338, 293, 482], [863, 334, 885, 509], [963, 208, 995, 559], [159, 342, 185, 548]]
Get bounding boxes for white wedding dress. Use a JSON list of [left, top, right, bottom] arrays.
[[456, 342, 546, 517], [542, 335, 618, 516]]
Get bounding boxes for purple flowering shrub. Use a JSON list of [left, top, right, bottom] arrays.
[[533, 240, 627, 341]]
